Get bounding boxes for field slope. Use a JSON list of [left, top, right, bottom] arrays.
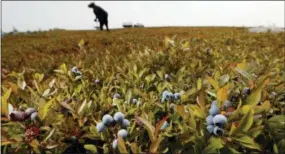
[[1, 27, 285, 154]]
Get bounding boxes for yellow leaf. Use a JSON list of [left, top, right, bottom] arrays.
[[1, 88, 11, 117], [207, 76, 220, 91], [38, 99, 54, 120], [149, 137, 162, 153], [118, 136, 128, 153], [217, 87, 228, 102], [237, 61, 247, 70]]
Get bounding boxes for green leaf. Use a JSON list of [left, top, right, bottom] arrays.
[[145, 74, 156, 85], [38, 99, 54, 120], [43, 128, 55, 143], [207, 76, 220, 91], [203, 137, 225, 154], [34, 73, 44, 83], [197, 78, 202, 90], [232, 134, 261, 151], [84, 144, 97, 153], [42, 88, 51, 97], [59, 99, 74, 112], [1, 88, 11, 117], [78, 99, 87, 116], [231, 108, 254, 136], [246, 77, 269, 106], [135, 116, 155, 141]]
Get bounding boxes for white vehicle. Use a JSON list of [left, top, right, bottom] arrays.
[[122, 22, 133, 28], [134, 23, 144, 28]]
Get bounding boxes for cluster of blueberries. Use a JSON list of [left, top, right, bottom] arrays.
[[71, 66, 83, 80], [161, 90, 182, 103], [113, 93, 142, 107], [10, 108, 38, 122], [206, 100, 229, 136], [96, 112, 130, 149]]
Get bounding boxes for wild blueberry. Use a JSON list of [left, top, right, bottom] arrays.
[[9, 111, 27, 121], [206, 115, 214, 125], [223, 100, 232, 110], [112, 139, 118, 149], [96, 122, 106, 133], [206, 125, 214, 133], [102, 114, 114, 126], [164, 74, 170, 81], [117, 129, 128, 139], [113, 93, 121, 99], [30, 112, 38, 121], [166, 93, 174, 101], [114, 112, 124, 123], [25, 108, 36, 116], [211, 100, 218, 107], [213, 126, 224, 136], [242, 87, 251, 95], [160, 121, 169, 130], [213, 114, 227, 128], [209, 105, 219, 116], [174, 93, 181, 100], [95, 79, 100, 84], [71, 66, 82, 76], [122, 119, 130, 128], [132, 98, 138, 104]]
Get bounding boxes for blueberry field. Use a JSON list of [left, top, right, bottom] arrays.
[[1, 27, 285, 153]]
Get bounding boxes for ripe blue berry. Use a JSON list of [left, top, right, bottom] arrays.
[[174, 93, 181, 100], [122, 119, 130, 128], [102, 114, 114, 126], [206, 115, 214, 125], [117, 129, 128, 139], [213, 114, 227, 128], [160, 121, 169, 130], [132, 98, 138, 104], [223, 100, 232, 108], [96, 122, 106, 133], [164, 74, 170, 81], [211, 100, 218, 107], [209, 106, 219, 116], [30, 112, 38, 121], [112, 139, 118, 149], [206, 125, 214, 133], [95, 79, 100, 84], [114, 112, 125, 123], [213, 126, 224, 136], [71, 66, 82, 76], [9, 111, 27, 121], [113, 93, 121, 99], [25, 108, 36, 116], [242, 87, 251, 95]]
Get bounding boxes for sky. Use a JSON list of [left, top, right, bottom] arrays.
[[1, 1, 284, 32]]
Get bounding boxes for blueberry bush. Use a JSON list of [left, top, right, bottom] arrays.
[[1, 27, 285, 153]]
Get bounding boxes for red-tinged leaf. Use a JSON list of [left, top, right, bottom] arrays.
[[154, 116, 168, 137], [177, 105, 185, 119]]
